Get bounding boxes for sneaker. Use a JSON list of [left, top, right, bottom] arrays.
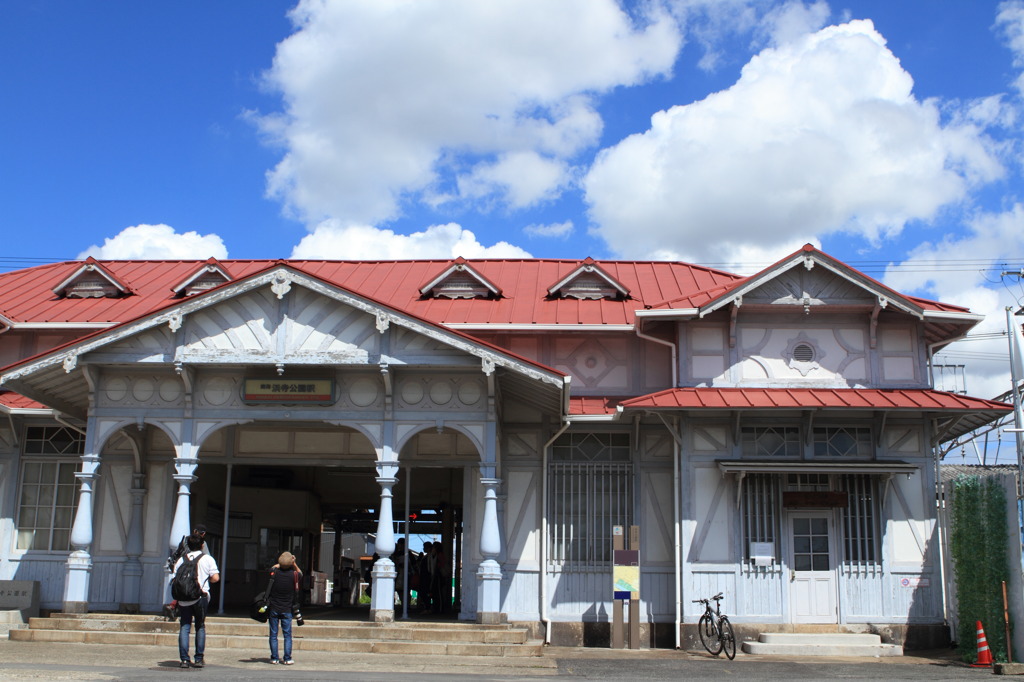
[[180, 660, 190, 668], [192, 660, 204, 668], [283, 659, 294, 665], [270, 659, 279, 665]]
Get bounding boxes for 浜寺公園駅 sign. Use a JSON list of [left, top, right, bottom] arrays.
[[243, 379, 334, 404]]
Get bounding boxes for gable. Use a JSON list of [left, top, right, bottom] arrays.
[[742, 264, 877, 308], [547, 259, 630, 301], [172, 259, 233, 297], [52, 258, 130, 299], [419, 259, 501, 300]]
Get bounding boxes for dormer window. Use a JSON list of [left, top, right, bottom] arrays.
[[172, 259, 232, 297], [548, 258, 629, 301], [420, 258, 501, 300], [52, 258, 130, 299]]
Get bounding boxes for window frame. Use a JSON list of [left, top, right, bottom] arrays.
[[15, 426, 84, 553], [547, 431, 634, 571]]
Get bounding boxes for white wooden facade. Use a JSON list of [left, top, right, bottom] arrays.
[[0, 250, 1007, 647]]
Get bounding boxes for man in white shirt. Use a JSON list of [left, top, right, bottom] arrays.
[[172, 533, 220, 668]]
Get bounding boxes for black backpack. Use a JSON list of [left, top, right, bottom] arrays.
[[171, 553, 203, 602]]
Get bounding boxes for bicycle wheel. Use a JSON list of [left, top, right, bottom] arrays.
[[698, 613, 723, 655], [719, 617, 736, 660]]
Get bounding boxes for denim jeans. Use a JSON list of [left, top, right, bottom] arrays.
[[178, 595, 208, 662], [268, 610, 293, 661]]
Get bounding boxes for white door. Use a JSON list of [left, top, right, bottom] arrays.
[[788, 513, 837, 623]]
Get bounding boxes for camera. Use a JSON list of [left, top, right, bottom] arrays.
[[292, 605, 304, 626]]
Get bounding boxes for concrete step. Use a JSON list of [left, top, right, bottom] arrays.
[[9, 627, 543, 656], [25, 616, 529, 643], [0, 610, 26, 624], [14, 613, 541, 656], [742, 632, 903, 657], [0, 623, 27, 637]]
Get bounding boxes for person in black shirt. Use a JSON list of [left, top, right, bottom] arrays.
[[266, 551, 301, 665]]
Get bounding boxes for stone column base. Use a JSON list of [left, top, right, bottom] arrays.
[[63, 601, 88, 614], [370, 608, 395, 623], [476, 611, 506, 625]]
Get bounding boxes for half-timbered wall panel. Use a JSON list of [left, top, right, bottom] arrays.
[[505, 468, 540, 566], [690, 466, 731, 563]]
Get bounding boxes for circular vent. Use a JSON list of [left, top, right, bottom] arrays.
[[792, 343, 815, 362]]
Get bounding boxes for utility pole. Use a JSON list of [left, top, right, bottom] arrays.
[[1005, 307, 1024, 499], [1002, 265, 1024, 500]]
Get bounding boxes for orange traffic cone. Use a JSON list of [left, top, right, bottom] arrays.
[[972, 620, 994, 667]]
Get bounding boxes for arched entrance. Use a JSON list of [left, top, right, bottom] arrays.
[[186, 423, 483, 621]]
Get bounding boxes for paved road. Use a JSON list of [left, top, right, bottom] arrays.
[[0, 639, 995, 681]]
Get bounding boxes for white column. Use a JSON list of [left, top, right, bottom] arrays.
[[477, 476, 503, 624], [166, 451, 198, 603], [63, 453, 100, 613], [120, 472, 147, 613], [370, 474, 398, 622]]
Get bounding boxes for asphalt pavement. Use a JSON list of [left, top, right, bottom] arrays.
[[0, 638, 999, 681]]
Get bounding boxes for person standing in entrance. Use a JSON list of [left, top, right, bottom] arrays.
[[267, 551, 302, 665], [173, 532, 220, 668]]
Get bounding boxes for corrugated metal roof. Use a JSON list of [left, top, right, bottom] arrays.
[[0, 390, 48, 412], [568, 396, 627, 415], [0, 258, 744, 327], [619, 387, 1013, 412]]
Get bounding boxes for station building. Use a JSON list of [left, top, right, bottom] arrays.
[[0, 245, 1010, 646]]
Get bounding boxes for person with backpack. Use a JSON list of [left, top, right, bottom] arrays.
[[171, 532, 220, 669], [266, 551, 302, 665], [167, 524, 210, 572]]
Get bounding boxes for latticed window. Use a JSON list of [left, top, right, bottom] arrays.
[[17, 427, 84, 551], [785, 473, 830, 491], [742, 427, 800, 458], [17, 461, 81, 551], [838, 474, 880, 565], [24, 426, 84, 455], [813, 427, 872, 458], [548, 433, 632, 568], [742, 474, 780, 563]]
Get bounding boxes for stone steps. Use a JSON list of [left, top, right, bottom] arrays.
[[0, 610, 27, 637], [741, 632, 903, 657], [10, 613, 542, 657]]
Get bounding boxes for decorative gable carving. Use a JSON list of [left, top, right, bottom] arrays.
[[172, 258, 232, 297], [744, 266, 875, 308], [419, 258, 501, 300], [548, 258, 629, 301], [52, 258, 130, 299]]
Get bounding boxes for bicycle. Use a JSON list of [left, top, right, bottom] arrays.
[[693, 592, 736, 659]]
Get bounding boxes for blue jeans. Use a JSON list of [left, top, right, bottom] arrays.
[[268, 610, 293, 661], [178, 595, 208, 662]]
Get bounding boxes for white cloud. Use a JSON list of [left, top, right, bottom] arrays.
[[997, 1, 1024, 95], [77, 224, 228, 260], [457, 152, 571, 210], [756, 1, 829, 47], [290, 221, 532, 260], [258, 0, 681, 227], [583, 20, 1003, 262], [884, 205, 1024, 400], [524, 220, 575, 239]]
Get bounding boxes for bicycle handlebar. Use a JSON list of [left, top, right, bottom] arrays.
[[691, 593, 725, 604]]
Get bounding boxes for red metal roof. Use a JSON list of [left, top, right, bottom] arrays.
[[0, 258, 744, 327], [0, 391, 48, 412], [619, 387, 1013, 412], [568, 396, 628, 415]]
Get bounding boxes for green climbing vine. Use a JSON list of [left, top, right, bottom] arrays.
[[950, 474, 1011, 662]]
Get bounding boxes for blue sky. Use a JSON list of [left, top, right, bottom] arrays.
[[2, 1, 1024, 420]]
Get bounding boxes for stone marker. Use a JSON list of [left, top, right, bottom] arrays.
[[0, 581, 40, 619]]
